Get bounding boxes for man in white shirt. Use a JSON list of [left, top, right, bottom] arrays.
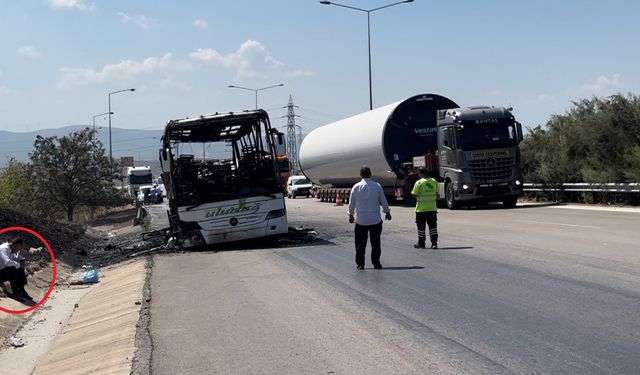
[[0, 236, 32, 300], [347, 166, 392, 270]]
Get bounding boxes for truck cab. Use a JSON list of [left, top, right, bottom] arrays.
[[127, 166, 153, 199], [437, 106, 524, 208]]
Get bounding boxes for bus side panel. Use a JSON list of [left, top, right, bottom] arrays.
[[176, 195, 287, 246]]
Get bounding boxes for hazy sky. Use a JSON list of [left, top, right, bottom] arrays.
[[1, 0, 639, 138]]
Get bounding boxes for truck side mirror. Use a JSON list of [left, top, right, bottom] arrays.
[[275, 132, 286, 155], [516, 122, 523, 142]]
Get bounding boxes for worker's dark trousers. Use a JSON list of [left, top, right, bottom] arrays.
[[416, 211, 438, 246], [0, 266, 27, 293], [354, 221, 383, 267]]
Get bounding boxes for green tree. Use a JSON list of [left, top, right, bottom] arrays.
[[0, 158, 40, 214], [522, 93, 640, 185], [29, 128, 124, 221]]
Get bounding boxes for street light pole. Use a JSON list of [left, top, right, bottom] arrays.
[[107, 88, 135, 163], [93, 111, 113, 144], [320, 0, 413, 110], [228, 83, 284, 109]]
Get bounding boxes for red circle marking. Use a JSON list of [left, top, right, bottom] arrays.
[[0, 226, 57, 315]]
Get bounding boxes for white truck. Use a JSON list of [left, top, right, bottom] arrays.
[[126, 166, 153, 198], [299, 93, 524, 208]]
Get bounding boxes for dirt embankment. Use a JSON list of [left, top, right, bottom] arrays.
[[0, 205, 158, 298]]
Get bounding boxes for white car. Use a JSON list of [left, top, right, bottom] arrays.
[[286, 176, 313, 199], [137, 185, 163, 204]]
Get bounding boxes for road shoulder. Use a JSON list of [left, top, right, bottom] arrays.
[[31, 258, 148, 375]]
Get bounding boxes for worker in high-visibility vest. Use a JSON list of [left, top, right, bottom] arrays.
[[411, 167, 438, 249]]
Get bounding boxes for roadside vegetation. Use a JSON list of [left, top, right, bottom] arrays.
[[521, 93, 640, 205], [0, 128, 129, 222]]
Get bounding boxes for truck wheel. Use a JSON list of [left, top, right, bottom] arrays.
[[446, 183, 459, 210], [502, 197, 518, 208]]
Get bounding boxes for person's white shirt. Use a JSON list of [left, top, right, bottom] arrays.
[[0, 242, 23, 270], [347, 178, 390, 225]]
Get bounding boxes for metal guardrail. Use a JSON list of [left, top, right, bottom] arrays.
[[523, 183, 640, 193]]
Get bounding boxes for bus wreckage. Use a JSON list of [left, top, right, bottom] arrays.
[[159, 110, 288, 247]]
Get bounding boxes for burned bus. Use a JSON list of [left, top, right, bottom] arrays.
[[160, 110, 288, 247]]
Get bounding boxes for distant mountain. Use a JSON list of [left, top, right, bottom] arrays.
[[0, 126, 164, 168]]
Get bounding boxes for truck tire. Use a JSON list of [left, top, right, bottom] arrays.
[[445, 183, 459, 210], [502, 197, 518, 208]]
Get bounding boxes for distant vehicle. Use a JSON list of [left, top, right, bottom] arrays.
[[160, 109, 288, 247], [286, 175, 312, 198], [277, 155, 291, 187], [127, 166, 153, 198], [298, 93, 524, 209], [137, 185, 163, 204]]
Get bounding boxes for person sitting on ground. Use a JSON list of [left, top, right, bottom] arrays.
[[0, 236, 33, 301]]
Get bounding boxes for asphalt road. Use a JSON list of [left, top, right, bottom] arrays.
[[145, 199, 640, 374]]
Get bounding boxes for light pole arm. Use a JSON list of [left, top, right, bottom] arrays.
[[229, 84, 284, 110], [370, 1, 409, 12], [257, 83, 285, 92], [228, 85, 258, 93], [109, 88, 135, 96], [324, 2, 367, 12]]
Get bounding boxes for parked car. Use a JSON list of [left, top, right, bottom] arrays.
[[137, 185, 163, 204], [286, 176, 313, 198]]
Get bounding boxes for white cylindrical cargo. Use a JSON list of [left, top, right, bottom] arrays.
[[298, 93, 458, 188]]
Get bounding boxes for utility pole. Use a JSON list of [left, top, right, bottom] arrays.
[[285, 95, 301, 175]]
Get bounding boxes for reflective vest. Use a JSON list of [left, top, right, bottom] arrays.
[[411, 177, 437, 212]]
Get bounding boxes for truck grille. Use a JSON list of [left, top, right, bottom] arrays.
[[468, 157, 514, 182]]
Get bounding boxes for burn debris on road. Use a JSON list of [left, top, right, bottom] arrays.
[[277, 226, 322, 247]]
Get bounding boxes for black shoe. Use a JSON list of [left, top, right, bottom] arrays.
[[21, 290, 34, 300], [11, 291, 28, 301], [356, 265, 364, 270], [413, 243, 426, 249], [373, 264, 383, 269], [430, 243, 438, 249]]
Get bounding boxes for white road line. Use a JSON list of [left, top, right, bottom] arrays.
[[516, 219, 601, 229], [549, 205, 640, 213]]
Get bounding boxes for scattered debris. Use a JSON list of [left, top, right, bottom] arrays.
[[28, 246, 43, 254], [8, 335, 25, 347], [81, 266, 100, 284]]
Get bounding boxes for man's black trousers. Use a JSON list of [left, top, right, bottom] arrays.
[[354, 221, 383, 267], [0, 266, 27, 293], [416, 211, 438, 246]]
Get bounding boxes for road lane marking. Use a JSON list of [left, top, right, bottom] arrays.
[[550, 205, 640, 213], [516, 219, 600, 229]]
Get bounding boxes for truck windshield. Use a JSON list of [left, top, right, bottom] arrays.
[[129, 174, 153, 184], [456, 123, 518, 150]]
